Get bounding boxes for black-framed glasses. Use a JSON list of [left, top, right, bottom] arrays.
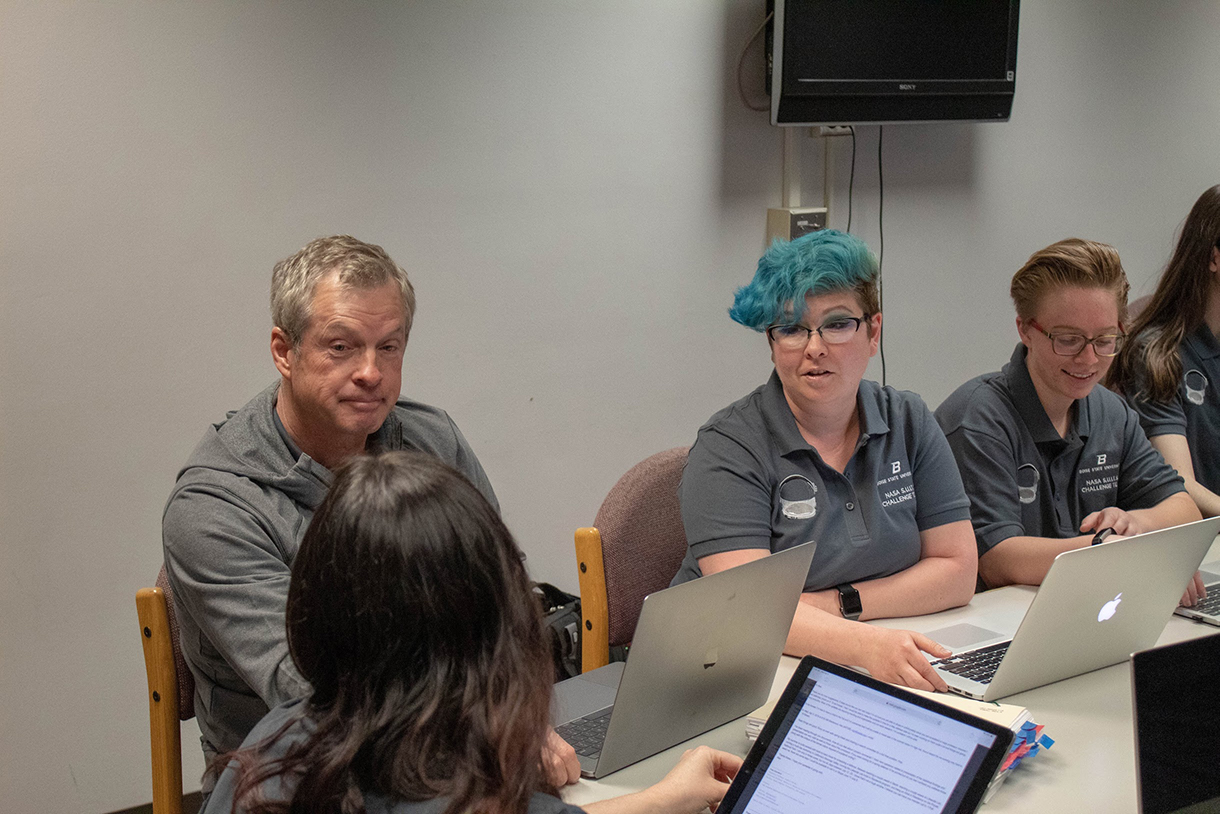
[[1028, 319, 1125, 357], [766, 315, 870, 350]]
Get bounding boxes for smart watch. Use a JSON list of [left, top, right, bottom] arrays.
[[836, 583, 862, 621], [1091, 527, 1116, 546]]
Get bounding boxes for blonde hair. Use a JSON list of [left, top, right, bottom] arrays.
[[1010, 238, 1129, 322]]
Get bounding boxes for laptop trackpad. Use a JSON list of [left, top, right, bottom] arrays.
[[925, 622, 1005, 649], [551, 662, 623, 725]]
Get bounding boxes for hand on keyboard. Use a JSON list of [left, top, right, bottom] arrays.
[[1180, 571, 1208, 608], [543, 727, 581, 786], [859, 627, 952, 692]]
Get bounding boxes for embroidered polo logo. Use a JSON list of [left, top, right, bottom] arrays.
[[891, 461, 902, 474], [1017, 463, 1039, 505], [1185, 369, 1208, 406], [1096, 454, 1107, 466], [778, 474, 818, 520]]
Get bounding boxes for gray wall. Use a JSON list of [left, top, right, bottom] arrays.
[[1, 1, 1216, 810]]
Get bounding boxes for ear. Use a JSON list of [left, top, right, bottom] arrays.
[[271, 327, 294, 380], [867, 312, 882, 356], [1015, 316, 1034, 349], [1210, 245, 1220, 274]]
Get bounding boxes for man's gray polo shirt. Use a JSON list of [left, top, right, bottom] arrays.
[[935, 344, 1185, 562], [672, 371, 971, 592], [1125, 323, 1220, 494]]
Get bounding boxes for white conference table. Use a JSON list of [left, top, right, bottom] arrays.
[[562, 552, 1220, 813]]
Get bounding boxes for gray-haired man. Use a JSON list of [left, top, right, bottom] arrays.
[[162, 236, 553, 792]]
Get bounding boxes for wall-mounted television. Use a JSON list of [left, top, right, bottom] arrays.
[[767, 0, 1020, 126]]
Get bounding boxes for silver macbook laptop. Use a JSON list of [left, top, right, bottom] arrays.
[[926, 517, 1220, 701], [551, 542, 816, 778], [1132, 634, 1220, 814]]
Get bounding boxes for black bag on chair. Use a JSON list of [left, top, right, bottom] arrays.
[[533, 582, 582, 680]]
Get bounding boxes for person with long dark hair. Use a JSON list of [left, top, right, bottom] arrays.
[[203, 451, 740, 814], [1109, 185, 1220, 520]]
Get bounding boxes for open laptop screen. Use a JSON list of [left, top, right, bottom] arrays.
[[1133, 635, 1220, 814], [721, 656, 1012, 814]]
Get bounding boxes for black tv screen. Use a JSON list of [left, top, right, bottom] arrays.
[[769, 0, 1020, 125]]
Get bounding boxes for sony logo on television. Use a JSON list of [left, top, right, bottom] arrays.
[[898, 83, 917, 91]]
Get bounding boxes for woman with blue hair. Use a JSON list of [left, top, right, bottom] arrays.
[[671, 230, 977, 693]]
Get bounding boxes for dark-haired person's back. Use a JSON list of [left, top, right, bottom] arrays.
[[205, 699, 584, 814], [202, 451, 741, 814]]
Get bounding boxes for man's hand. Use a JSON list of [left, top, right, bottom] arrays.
[[857, 627, 951, 692], [542, 728, 581, 787], [1080, 507, 1143, 537]]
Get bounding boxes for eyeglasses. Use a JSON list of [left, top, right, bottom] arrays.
[[1028, 319, 1125, 357], [766, 315, 869, 350]]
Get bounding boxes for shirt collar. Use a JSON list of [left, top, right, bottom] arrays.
[[762, 369, 890, 455], [856, 379, 890, 439], [1185, 321, 1220, 361], [761, 370, 809, 455], [270, 392, 305, 461], [1002, 343, 1089, 443]]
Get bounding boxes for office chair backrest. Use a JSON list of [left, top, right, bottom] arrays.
[[576, 447, 690, 671], [136, 566, 195, 814]]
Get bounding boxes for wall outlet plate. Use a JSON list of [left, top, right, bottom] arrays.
[[766, 207, 828, 243]]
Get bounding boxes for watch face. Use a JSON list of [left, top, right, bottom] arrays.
[[838, 584, 862, 618]]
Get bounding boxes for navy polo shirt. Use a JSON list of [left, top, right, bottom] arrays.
[[935, 344, 1185, 560], [1126, 323, 1220, 494], [672, 370, 971, 592]]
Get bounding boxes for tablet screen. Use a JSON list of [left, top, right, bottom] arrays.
[[721, 657, 1011, 814], [1133, 635, 1220, 814]]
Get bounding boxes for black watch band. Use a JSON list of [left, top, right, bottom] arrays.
[[836, 583, 862, 621], [1091, 527, 1116, 546]]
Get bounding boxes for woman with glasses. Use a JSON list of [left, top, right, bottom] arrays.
[[671, 229, 978, 694], [203, 451, 741, 814], [1108, 186, 1220, 520], [936, 238, 1201, 595]]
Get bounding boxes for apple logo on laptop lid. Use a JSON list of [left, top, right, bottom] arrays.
[[1097, 592, 1122, 622]]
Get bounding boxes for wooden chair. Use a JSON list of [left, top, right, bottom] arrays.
[[575, 447, 690, 672], [135, 566, 196, 814]]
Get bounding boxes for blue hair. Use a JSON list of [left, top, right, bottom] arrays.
[[729, 229, 879, 331]]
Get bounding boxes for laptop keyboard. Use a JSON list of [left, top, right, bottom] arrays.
[[1185, 589, 1220, 616], [555, 707, 613, 758], [931, 641, 1011, 685]]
